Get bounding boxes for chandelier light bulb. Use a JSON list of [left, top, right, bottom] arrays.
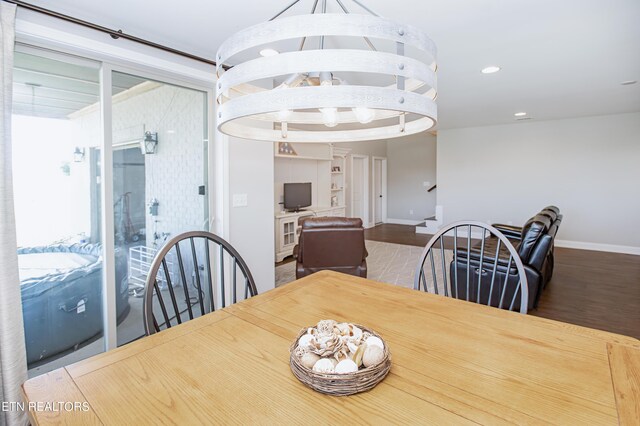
[[277, 109, 292, 121], [320, 107, 338, 127], [353, 107, 375, 124], [319, 71, 333, 86], [259, 48, 279, 57]]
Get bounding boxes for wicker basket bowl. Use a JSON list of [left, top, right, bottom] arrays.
[[289, 324, 391, 396]]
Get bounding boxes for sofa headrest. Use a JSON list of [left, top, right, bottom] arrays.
[[540, 209, 558, 222], [300, 216, 363, 229], [518, 214, 551, 261]]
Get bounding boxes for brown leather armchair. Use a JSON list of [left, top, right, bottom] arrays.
[[293, 217, 368, 279]]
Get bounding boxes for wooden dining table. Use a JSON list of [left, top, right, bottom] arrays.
[[22, 270, 640, 425]]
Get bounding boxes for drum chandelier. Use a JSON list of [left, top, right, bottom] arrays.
[[216, 0, 437, 143]]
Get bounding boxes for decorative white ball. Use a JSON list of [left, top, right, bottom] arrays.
[[365, 336, 384, 350], [362, 345, 385, 368], [335, 359, 359, 374], [300, 352, 320, 369], [312, 358, 336, 374]]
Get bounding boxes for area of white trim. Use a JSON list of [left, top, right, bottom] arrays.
[[350, 154, 370, 228], [555, 240, 640, 255], [372, 156, 387, 224], [98, 64, 117, 351], [385, 218, 422, 226]]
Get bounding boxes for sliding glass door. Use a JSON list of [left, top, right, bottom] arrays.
[[109, 71, 209, 345], [12, 45, 212, 374], [12, 48, 104, 375]]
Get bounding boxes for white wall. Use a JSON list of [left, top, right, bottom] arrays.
[[386, 133, 437, 222], [228, 136, 275, 294], [274, 157, 331, 212], [73, 83, 208, 246], [437, 112, 640, 253]]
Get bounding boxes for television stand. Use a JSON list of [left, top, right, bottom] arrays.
[[274, 206, 346, 262]]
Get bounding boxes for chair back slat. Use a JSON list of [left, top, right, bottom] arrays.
[[439, 237, 448, 297], [477, 229, 486, 303], [453, 227, 459, 299], [498, 255, 514, 309], [153, 280, 171, 328], [429, 249, 438, 295], [466, 225, 471, 301], [232, 257, 238, 304], [509, 280, 522, 312], [162, 258, 182, 325], [205, 240, 214, 312], [174, 243, 194, 321], [414, 221, 529, 314], [487, 239, 502, 304], [143, 231, 258, 335], [219, 244, 226, 308], [190, 237, 206, 316]]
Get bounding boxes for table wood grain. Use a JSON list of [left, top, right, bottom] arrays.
[[23, 271, 640, 425], [607, 343, 640, 425]]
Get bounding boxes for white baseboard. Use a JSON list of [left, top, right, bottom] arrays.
[[385, 218, 423, 226], [555, 239, 640, 255]]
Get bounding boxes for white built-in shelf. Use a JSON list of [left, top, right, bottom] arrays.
[[331, 188, 344, 191], [275, 154, 332, 161], [331, 171, 343, 175]]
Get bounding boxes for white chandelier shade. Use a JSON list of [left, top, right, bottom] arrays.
[[216, 7, 437, 143]]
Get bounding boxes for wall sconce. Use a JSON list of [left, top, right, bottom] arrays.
[[141, 131, 158, 155], [73, 147, 85, 162]]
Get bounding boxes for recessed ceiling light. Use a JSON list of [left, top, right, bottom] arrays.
[[621, 80, 637, 85], [260, 48, 279, 57], [481, 66, 501, 74], [514, 112, 527, 117]]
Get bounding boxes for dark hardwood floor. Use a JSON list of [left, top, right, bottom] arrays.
[[364, 224, 640, 339]]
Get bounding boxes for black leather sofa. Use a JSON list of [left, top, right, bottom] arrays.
[[450, 206, 562, 311], [494, 205, 562, 290]]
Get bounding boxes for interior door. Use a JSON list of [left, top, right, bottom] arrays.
[[352, 157, 364, 220], [375, 159, 383, 224]]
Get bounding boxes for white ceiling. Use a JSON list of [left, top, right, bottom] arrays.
[[21, 0, 640, 129]]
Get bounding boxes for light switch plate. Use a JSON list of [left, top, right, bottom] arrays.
[[233, 194, 248, 207]]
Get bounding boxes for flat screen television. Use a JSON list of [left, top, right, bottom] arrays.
[[284, 182, 312, 212]]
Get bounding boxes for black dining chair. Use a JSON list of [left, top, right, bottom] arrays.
[[143, 231, 257, 335], [414, 221, 529, 314]]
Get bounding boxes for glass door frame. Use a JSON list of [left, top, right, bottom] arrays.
[[15, 41, 217, 352]]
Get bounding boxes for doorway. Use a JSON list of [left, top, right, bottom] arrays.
[[372, 157, 387, 225], [350, 155, 369, 227]]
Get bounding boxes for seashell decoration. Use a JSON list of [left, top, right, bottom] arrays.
[[312, 358, 336, 373], [365, 336, 385, 350], [335, 359, 358, 374], [295, 319, 387, 374], [300, 352, 320, 369], [362, 345, 385, 368]]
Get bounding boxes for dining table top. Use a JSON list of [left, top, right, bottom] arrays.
[[22, 270, 640, 425]]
